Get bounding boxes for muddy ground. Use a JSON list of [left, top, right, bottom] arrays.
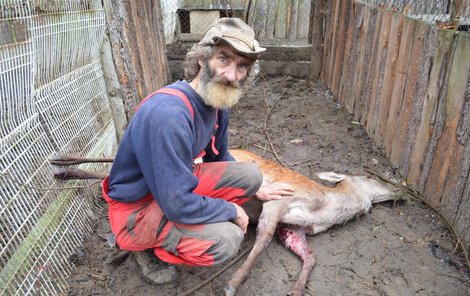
[[68, 76, 469, 296]]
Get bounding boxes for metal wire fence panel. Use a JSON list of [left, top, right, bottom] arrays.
[[0, 42, 34, 137], [359, 0, 470, 31], [0, 0, 116, 295], [160, 0, 313, 45], [34, 63, 112, 155], [31, 9, 106, 88]]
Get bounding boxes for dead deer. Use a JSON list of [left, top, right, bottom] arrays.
[[50, 149, 399, 296]]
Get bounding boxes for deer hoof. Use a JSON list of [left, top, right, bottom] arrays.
[[224, 285, 236, 296], [53, 168, 68, 179]]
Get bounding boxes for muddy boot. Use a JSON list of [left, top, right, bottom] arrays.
[[133, 250, 178, 285]]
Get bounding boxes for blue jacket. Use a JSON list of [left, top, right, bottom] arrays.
[[107, 80, 237, 224]]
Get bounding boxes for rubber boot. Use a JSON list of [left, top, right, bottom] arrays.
[[133, 250, 178, 285]]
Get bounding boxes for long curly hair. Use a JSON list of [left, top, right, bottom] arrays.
[[183, 43, 260, 87]]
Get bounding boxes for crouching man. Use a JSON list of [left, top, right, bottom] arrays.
[[102, 17, 294, 284]]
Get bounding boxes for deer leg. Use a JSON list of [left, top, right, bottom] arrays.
[[54, 168, 107, 180], [225, 200, 289, 296], [278, 227, 315, 296], [49, 155, 114, 166]]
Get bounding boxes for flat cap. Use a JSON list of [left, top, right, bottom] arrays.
[[200, 17, 266, 59]]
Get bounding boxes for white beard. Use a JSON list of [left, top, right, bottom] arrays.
[[198, 63, 244, 109], [199, 79, 243, 108]]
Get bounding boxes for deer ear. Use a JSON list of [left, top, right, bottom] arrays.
[[316, 172, 347, 183]]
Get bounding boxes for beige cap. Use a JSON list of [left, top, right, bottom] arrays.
[[200, 17, 266, 59]]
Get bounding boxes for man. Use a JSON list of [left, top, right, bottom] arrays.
[[102, 17, 294, 285]]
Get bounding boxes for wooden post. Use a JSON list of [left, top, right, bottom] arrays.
[[102, 0, 128, 141], [103, 0, 169, 120], [310, 0, 326, 80]]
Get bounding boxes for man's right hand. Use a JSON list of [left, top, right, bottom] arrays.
[[232, 203, 249, 234]]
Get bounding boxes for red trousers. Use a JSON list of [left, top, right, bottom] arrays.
[[102, 161, 262, 266]]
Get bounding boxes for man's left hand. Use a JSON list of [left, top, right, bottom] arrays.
[[255, 181, 295, 202]]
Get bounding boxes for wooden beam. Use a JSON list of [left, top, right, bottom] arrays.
[[166, 43, 312, 61], [310, 0, 326, 80]]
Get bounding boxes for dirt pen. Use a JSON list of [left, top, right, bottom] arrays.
[[1, 0, 470, 295]]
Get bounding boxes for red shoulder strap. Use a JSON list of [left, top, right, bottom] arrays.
[[135, 87, 220, 157], [135, 87, 194, 120]]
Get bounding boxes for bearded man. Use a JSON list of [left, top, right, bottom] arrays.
[[103, 18, 294, 284]]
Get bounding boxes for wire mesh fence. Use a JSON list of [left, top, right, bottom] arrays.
[[160, 0, 313, 45], [360, 0, 470, 31], [0, 0, 116, 294]]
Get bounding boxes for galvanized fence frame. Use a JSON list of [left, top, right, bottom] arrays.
[[0, 1, 116, 294]]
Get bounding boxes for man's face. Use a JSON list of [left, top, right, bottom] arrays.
[[198, 45, 253, 109]]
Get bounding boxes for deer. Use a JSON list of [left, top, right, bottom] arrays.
[[49, 149, 400, 296]]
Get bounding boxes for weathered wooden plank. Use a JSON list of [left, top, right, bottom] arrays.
[[331, 0, 351, 94], [288, 0, 299, 42], [384, 17, 416, 160], [261, 45, 312, 60], [365, 11, 391, 142], [375, 13, 402, 148], [253, 0, 268, 40], [419, 31, 456, 192], [310, 0, 326, 79], [359, 6, 382, 125], [425, 34, 470, 212], [453, 83, 470, 241], [166, 43, 312, 61], [354, 4, 378, 122], [344, 2, 364, 116], [324, 0, 341, 88], [408, 29, 454, 187], [398, 23, 437, 178], [275, 0, 287, 39], [265, 0, 276, 39], [319, 0, 329, 81], [338, 1, 359, 113], [308, 0, 314, 43], [297, 0, 311, 39], [387, 18, 417, 167]]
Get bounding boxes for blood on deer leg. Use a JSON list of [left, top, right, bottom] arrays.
[[278, 227, 315, 296], [225, 200, 289, 296]]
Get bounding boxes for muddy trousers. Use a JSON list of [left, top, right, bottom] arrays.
[[102, 161, 262, 266]]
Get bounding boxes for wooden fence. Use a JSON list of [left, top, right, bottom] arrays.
[[315, 0, 470, 245], [245, 0, 312, 43], [170, 0, 312, 44]]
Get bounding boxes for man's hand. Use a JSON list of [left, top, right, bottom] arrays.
[[232, 203, 249, 234], [255, 181, 295, 202]]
